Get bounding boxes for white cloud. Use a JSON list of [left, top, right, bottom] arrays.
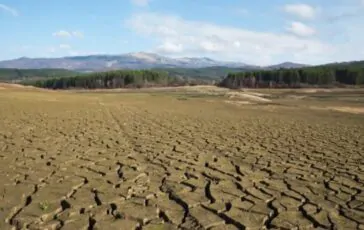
[[286, 21, 316, 37], [125, 12, 333, 65], [199, 40, 224, 52], [157, 41, 183, 53], [52, 30, 84, 38], [233, 41, 241, 48], [131, 0, 150, 7], [0, 4, 18, 16], [283, 3, 317, 20]]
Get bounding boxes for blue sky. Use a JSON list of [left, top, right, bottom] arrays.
[[1, 0, 363, 65]]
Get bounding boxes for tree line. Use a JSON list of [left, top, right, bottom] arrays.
[[219, 66, 364, 88], [0, 68, 77, 82], [22, 63, 364, 90], [25, 70, 211, 89]]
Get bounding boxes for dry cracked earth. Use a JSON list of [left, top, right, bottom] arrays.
[[0, 88, 364, 230]]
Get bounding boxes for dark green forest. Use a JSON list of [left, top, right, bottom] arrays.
[[152, 66, 252, 80], [0, 66, 245, 82], [219, 65, 364, 88], [0, 68, 78, 82], [4, 60, 364, 89], [24, 70, 210, 89]]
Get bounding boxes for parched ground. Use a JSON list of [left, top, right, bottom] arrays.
[[0, 86, 363, 230]]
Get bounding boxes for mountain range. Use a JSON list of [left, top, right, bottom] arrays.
[[0, 52, 308, 71]]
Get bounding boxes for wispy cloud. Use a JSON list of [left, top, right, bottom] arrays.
[[0, 4, 19, 16], [52, 30, 84, 38], [156, 41, 184, 53], [324, 0, 364, 23], [125, 12, 333, 65], [283, 3, 317, 20], [286, 21, 316, 37], [130, 0, 150, 7], [326, 10, 363, 22]]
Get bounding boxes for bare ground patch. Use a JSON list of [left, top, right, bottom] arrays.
[[329, 106, 364, 114], [0, 88, 363, 229], [225, 92, 272, 102], [224, 100, 254, 106], [309, 106, 364, 114], [0, 83, 34, 89], [300, 88, 333, 93]]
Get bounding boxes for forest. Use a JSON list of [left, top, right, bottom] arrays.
[[0, 68, 77, 82], [24, 70, 210, 89], [152, 66, 250, 80], [219, 65, 364, 88], [16, 61, 364, 89], [0, 67, 241, 83]]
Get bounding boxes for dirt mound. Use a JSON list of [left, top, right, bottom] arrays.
[[0, 83, 54, 93], [224, 100, 253, 106], [300, 88, 333, 93], [329, 106, 364, 114], [240, 90, 271, 97], [310, 106, 364, 114], [225, 92, 272, 102], [287, 95, 307, 100], [181, 85, 228, 94], [0, 83, 35, 89]]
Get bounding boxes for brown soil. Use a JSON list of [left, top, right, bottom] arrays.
[[225, 92, 271, 102], [0, 88, 363, 229], [329, 106, 364, 114], [0, 83, 29, 88]]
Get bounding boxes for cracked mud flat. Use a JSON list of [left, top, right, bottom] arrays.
[[0, 88, 363, 230]]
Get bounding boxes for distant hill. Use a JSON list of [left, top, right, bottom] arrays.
[[1, 54, 363, 84], [0, 52, 309, 81], [0, 53, 254, 71], [3, 52, 363, 74], [0, 52, 309, 72], [265, 62, 309, 69], [323, 60, 364, 68]]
